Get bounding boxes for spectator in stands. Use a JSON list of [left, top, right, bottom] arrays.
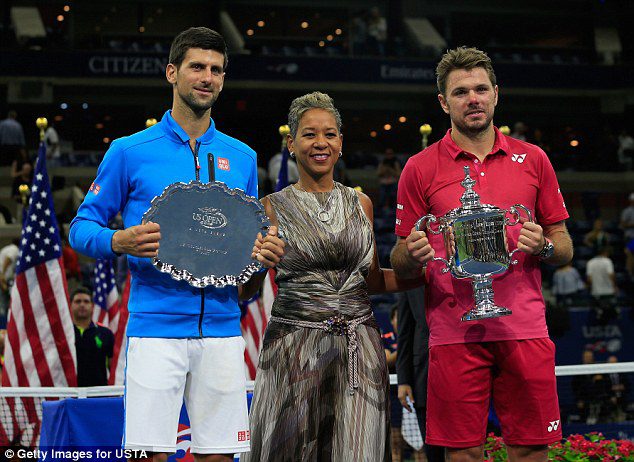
[[70, 287, 114, 387], [392, 47, 573, 462], [44, 121, 62, 168], [571, 349, 609, 425], [621, 192, 634, 281], [59, 227, 81, 284], [551, 261, 585, 307], [377, 148, 401, 210], [0, 238, 20, 316], [586, 246, 618, 323], [510, 121, 528, 141], [10, 149, 33, 203], [617, 129, 634, 171], [350, 14, 368, 56], [268, 150, 299, 189], [605, 355, 629, 422], [583, 218, 612, 254], [367, 7, 387, 56], [0, 205, 12, 225], [0, 110, 26, 167]]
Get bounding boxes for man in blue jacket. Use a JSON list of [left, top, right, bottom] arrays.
[[70, 27, 284, 462]]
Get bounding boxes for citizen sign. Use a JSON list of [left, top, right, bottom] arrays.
[[88, 56, 167, 75]]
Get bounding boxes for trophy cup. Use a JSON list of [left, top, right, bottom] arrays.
[[416, 166, 532, 321]]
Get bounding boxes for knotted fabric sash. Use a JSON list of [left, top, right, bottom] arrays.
[[269, 312, 375, 395]]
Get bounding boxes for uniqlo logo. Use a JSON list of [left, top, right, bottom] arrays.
[[237, 430, 250, 442], [89, 182, 101, 195], [218, 157, 230, 171]]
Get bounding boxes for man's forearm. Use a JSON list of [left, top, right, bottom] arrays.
[[542, 228, 573, 266]]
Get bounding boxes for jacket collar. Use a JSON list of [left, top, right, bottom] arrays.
[[160, 110, 217, 144]]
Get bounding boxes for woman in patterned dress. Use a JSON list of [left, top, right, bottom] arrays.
[[245, 92, 422, 461]]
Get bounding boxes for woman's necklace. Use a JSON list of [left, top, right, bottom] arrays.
[[295, 182, 336, 222]]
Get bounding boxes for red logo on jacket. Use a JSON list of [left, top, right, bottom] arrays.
[[218, 158, 230, 171]]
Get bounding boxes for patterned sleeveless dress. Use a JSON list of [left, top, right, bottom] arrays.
[[243, 183, 390, 462]]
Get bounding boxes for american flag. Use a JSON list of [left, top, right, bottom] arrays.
[[92, 259, 118, 325], [91, 258, 129, 385], [1, 141, 76, 447], [109, 271, 130, 385], [240, 272, 276, 379], [1, 141, 77, 388]]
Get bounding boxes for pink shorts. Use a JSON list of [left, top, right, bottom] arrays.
[[426, 338, 562, 448]]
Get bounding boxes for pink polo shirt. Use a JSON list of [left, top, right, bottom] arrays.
[[395, 127, 569, 346]]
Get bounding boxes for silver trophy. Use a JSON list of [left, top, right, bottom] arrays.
[[416, 166, 532, 321]]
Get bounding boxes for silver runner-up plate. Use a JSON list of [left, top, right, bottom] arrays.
[[142, 181, 269, 288]]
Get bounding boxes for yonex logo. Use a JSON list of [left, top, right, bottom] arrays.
[[547, 420, 560, 432], [511, 153, 527, 163]]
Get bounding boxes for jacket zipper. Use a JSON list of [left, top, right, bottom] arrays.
[[189, 141, 205, 337]]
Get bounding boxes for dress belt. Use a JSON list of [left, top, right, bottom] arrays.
[[269, 312, 374, 395]]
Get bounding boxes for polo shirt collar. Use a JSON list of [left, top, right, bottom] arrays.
[[441, 126, 510, 159], [160, 110, 217, 145]]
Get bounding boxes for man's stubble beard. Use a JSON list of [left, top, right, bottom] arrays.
[[448, 103, 495, 138], [179, 88, 219, 115]]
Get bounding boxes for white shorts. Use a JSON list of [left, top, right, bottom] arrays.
[[123, 336, 250, 454]]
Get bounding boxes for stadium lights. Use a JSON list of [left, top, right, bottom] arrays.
[[301, 21, 309, 29], [318, 41, 325, 47], [326, 35, 333, 41], [57, 15, 64, 22], [103, 137, 110, 144], [399, 116, 407, 123], [257, 20, 265, 27], [63, 5, 70, 12], [370, 131, 377, 138], [384, 124, 392, 131], [60, 103, 68, 110], [139, 26, 145, 33], [570, 140, 579, 147], [335, 29, 342, 35], [247, 29, 254, 36]]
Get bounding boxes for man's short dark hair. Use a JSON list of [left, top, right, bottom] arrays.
[[436, 46, 497, 96], [71, 286, 93, 303], [169, 27, 228, 71]]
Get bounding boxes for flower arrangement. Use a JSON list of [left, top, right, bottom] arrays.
[[484, 432, 634, 461]]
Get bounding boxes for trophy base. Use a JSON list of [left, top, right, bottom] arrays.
[[461, 305, 512, 322]]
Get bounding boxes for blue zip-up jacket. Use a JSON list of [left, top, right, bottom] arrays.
[[70, 110, 258, 338]]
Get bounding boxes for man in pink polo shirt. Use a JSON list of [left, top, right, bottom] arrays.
[[391, 47, 573, 462]]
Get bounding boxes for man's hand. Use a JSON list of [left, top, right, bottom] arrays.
[[111, 222, 161, 257], [398, 384, 415, 412], [405, 227, 435, 266], [252, 225, 285, 268], [517, 220, 546, 256]]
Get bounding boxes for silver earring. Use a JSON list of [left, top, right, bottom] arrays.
[[339, 151, 343, 158], [290, 151, 295, 158]]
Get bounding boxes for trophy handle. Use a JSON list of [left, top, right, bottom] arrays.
[[415, 214, 443, 235], [507, 204, 534, 263], [415, 214, 451, 273], [506, 204, 533, 226]]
